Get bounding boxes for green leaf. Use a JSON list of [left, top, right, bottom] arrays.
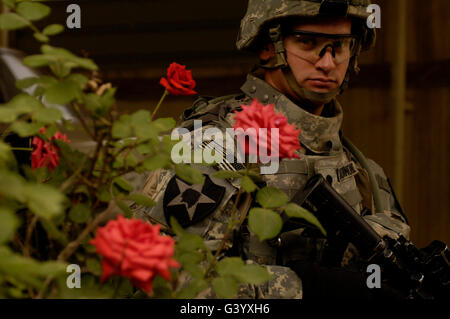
[[69, 203, 91, 224], [177, 251, 203, 267], [16, 1, 51, 21], [67, 74, 89, 90], [170, 216, 185, 236], [130, 110, 157, 141], [0, 12, 30, 30], [17, 76, 57, 90], [128, 193, 156, 207], [2, 0, 15, 9], [112, 116, 132, 139], [0, 93, 43, 123], [34, 32, 49, 43], [99, 87, 116, 109], [182, 263, 204, 280], [86, 258, 102, 276], [0, 142, 17, 171], [41, 45, 98, 71], [143, 153, 170, 171], [215, 257, 245, 277], [135, 143, 151, 155], [0, 208, 20, 244], [113, 177, 133, 193], [152, 118, 176, 132], [0, 247, 67, 290], [96, 186, 111, 203], [234, 264, 272, 285], [8, 93, 43, 110], [248, 208, 283, 241], [176, 278, 208, 299], [285, 203, 327, 236], [45, 80, 80, 105], [10, 121, 43, 137], [151, 275, 173, 299], [116, 200, 133, 218], [22, 54, 57, 68], [0, 107, 19, 123], [50, 61, 72, 78], [174, 164, 205, 185], [212, 276, 238, 298], [32, 107, 62, 124], [241, 175, 257, 193], [212, 170, 243, 180], [24, 183, 65, 219], [0, 171, 26, 201], [15, 77, 39, 89], [176, 233, 206, 252], [42, 24, 64, 36], [256, 187, 288, 209], [112, 123, 132, 139]]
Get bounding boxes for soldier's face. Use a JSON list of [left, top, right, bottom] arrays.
[[284, 18, 352, 93], [260, 17, 353, 102]]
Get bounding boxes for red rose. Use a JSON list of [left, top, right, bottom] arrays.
[[233, 99, 301, 159], [160, 62, 197, 96], [31, 127, 70, 171], [90, 215, 180, 294]]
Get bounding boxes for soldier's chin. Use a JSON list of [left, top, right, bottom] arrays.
[[306, 85, 338, 94]]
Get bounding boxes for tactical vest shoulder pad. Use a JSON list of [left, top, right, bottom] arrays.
[[178, 94, 250, 130]]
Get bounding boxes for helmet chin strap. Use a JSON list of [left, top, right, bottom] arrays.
[[282, 66, 341, 108]]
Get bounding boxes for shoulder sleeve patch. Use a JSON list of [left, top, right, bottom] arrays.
[[163, 174, 226, 228]]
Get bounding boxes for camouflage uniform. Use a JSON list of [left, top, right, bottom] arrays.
[[132, 0, 410, 299]]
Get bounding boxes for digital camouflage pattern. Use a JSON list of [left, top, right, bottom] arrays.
[[237, 0, 376, 52], [132, 74, 411, 299]]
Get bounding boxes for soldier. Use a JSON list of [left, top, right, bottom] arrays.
[[133, 0, 411, 299]]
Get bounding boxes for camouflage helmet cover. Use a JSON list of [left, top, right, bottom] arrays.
[[237, 0, 376, 52]]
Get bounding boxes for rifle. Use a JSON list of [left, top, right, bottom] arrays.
[[289, 174, 450, 300]]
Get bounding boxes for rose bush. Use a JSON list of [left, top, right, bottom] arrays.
[[0, 0, 324, 299]]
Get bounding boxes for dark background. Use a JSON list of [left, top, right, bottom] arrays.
[[3, 0, 449, 248]]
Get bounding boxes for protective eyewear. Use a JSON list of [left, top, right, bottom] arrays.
[[285, 30, 358, 65]]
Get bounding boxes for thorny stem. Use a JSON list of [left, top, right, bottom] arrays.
[[86, 131, 105, 181], [10, 147, 33, 151], [96, 125, 113, 188], [72, 102, 96, 140], [151, 89, 169, 120], [204, 186, 244, 277], [24, 215, 38, 257], [59, 154, 89, 192], [36, 201, 119, 299]]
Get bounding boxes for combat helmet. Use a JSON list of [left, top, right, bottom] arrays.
[[237, 0, 376, 106]]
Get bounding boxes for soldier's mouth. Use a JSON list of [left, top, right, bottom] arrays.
[[307, 78, 338, 90]]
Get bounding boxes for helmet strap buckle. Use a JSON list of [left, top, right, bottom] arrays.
[[268, 25, 288, 68]]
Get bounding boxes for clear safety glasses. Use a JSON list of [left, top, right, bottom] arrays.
[[284, 30, 358, 65]]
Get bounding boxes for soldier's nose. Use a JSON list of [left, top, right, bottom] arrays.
[[316, 49, 337, 72]]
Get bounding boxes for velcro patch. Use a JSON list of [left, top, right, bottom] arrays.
[[163, 174, 225, 228], [336, 162, 358, 183]]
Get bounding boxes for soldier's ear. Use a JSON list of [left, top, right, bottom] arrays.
[[259, 43, 276, 61]]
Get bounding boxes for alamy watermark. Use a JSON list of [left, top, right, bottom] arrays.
[[367, 4, 381, 29], [66, 4, 81, 29], [366, 264, 381, 289], [171, 120, 281, 175], [66, 264, 81, 289]]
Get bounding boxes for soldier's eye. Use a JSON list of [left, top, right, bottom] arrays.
[[294, 35, 316, 48]]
